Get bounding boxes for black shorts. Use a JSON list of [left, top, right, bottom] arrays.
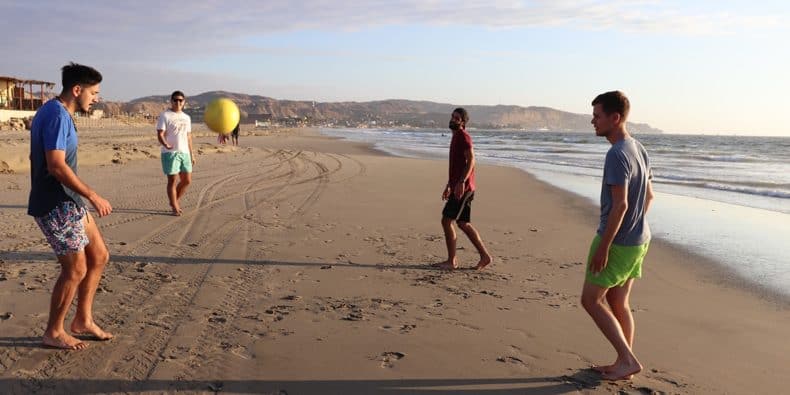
[[442, 191, 474, 223]]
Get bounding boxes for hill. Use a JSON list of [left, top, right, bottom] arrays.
[[96, 91, 662, 133]]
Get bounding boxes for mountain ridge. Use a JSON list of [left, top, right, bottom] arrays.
[[97, 91, 663, 133]]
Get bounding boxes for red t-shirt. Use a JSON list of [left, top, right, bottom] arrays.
[[448, 128, 476, 192]]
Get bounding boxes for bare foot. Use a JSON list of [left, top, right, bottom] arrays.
[[170, 207, 182, 216], [432, 259, 458, 270], [432, 259, 457, 269], [475, 254, 492, 270], [71, 321, 114, 341], [591, 364, 614, 374], [42, 333, 88, 350], [602, 361, 642, 381]]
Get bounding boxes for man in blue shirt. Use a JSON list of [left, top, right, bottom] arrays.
[[29, 63, 114, 350], [581, 91, 654, 380]]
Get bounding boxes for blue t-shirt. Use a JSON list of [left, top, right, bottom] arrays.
[[597, 137, 652, 246], [28, 99, 85, 217]]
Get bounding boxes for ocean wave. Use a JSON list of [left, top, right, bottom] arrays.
[[657, 179, 790, 199], [654, 172, 790, 188], [561, 137, 596, 144], [689, 154, 760, 163], [480, 145, 590, 154]]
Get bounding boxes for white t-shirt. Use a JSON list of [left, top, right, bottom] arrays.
[[157, 110, 192, 154]]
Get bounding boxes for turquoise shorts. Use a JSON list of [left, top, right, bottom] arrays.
[[586, 234, 649, 288], [161, 151, 192, 175]]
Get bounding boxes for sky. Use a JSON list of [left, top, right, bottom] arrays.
[[2, 1, 788, 136]]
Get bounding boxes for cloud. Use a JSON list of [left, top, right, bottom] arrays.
[[3, 1, 781, 44], [3, 2, 781, 61], [0, 1, 783, 100]]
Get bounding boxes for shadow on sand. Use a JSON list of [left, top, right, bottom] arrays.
[[0, 250, 491, 273], [0, 373, 609, 394]]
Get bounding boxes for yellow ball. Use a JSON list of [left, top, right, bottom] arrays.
[[204, 98, 240, 134]]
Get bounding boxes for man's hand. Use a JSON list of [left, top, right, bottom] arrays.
[[442, 185, 451, 200], [191, 155, 196, 165], [88, 193, 113, 217], [453, 181, 465, 199], [590, 243, 609, 274], [164, 143, 173, 150]]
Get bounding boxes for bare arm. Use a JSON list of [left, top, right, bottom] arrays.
[[157, 129, 172, 150], [645, 179, 654, 214], [452, 147, 475, 199], [45, 150, 112, 217], [590, 184, 628, 274], [188, 133, 195, 164]]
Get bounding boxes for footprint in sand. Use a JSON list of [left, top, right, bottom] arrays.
[[399, 324, 416, 334], [379, 351, 405, 368], [379, 324, 416, 334], [559, 262, 584, 269], [0, 312, 13, 320], [208, 313, 228, 324], [646, 368, 689, 389], [496, 356, 529, 368], [477, 289, 503, 298], [342, 311, 364, 321]]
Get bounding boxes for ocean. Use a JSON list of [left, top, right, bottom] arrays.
[[320, 128, 790, 297]]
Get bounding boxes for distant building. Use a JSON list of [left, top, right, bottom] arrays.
[[247, 114, 273, 128], [183, 106, 205, 120], [75, 109, 104, 119], [0, 75, 54, 110], [0, 75, 55, 122]]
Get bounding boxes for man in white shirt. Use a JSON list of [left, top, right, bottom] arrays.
[[156, 90, 194, 216]]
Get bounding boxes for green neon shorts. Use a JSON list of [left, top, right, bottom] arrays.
[[585, 234, 650, 288], [161, 151, 192, 175]]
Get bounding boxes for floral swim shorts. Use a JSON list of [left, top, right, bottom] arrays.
[[34, 200, 89, 256]]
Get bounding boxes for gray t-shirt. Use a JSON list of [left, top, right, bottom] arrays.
[[597, 137, 652, 246]]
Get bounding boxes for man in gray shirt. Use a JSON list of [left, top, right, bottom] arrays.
[[581, 91, 654, 381]]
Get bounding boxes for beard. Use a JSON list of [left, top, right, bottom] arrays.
[[76, 96, 93, 114]]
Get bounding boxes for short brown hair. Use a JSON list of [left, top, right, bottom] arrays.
[[592, 91, 630, 121]]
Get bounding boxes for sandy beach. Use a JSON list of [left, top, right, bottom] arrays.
[[1, 125, 789, 394]]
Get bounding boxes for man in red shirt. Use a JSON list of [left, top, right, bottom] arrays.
[[436, 108, 492, 270]]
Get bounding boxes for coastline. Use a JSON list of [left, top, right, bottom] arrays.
[[0, 126, 788, 393], [321, 127, 790, 301]]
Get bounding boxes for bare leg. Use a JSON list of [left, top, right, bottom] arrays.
[[166, 174, 180, 215], [435, 217, 458, 269], [457, 221, 492, 270], [581, 281, 642, 380], [175, 171, 192, 211], [43, 252, 88, 350], [70, 213, 113, 341], [592, 279, 635, 374]]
